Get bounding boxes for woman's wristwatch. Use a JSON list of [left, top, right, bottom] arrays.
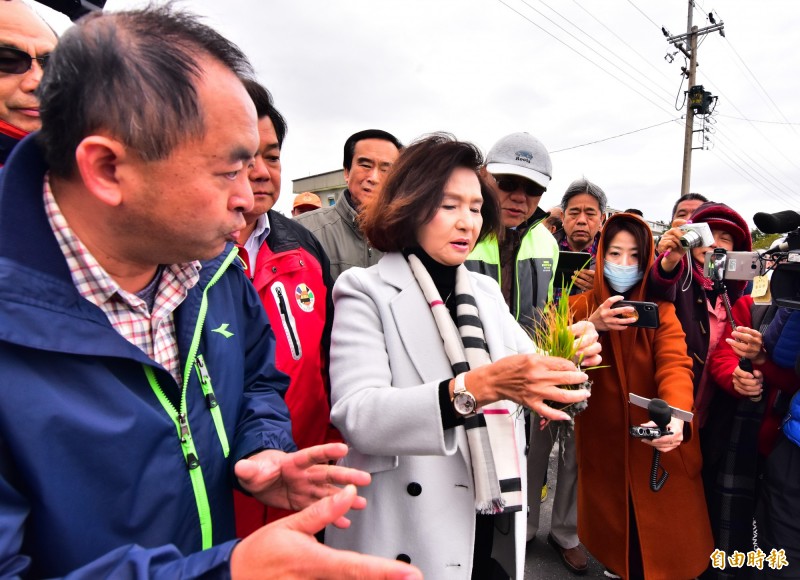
[[452, 373, 477, 417]]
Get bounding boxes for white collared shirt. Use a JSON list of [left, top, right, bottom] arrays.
[[243, 212, 271, 273]]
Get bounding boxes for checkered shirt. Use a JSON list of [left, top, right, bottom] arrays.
[[43, 177, 201, 386]]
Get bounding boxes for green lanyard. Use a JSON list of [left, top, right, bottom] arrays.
[[195, 354, 230, 457], [141, 247, 239, 550], [144, 365, 213, 549]]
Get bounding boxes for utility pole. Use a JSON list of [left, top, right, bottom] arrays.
[[666, 1, 725, 195], [680, 1, 697, 197]]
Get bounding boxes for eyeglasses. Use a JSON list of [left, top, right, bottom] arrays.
[[0, 46, 50, 75], [494, 176, 545, 198]]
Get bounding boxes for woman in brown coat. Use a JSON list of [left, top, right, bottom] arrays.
[[570, 213, 713, 579]]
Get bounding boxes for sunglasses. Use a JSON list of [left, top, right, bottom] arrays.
[[0, 46, 50, 75], [494, 176, 545, 198]]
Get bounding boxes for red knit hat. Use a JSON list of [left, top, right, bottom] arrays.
[[689, 202, 752, 252]]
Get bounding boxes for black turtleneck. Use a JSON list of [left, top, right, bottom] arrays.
[[405, 247, 457, 317]]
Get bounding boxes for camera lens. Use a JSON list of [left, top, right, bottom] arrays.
[[680, 230, 704, 249]]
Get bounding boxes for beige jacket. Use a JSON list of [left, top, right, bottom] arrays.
[[293, 191, 382, 281]]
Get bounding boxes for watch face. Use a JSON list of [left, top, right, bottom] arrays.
[[454, 392, 477, 416]]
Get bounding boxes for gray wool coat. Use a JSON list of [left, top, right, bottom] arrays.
[[325, 252, 533, 579]]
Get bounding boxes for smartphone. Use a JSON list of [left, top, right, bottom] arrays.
[[703, 251, 762, 281], [612, 300, 659, 329], [554, 251, 592, 288]]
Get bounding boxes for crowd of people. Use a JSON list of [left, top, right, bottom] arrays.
[[0, 2, 798, 579]]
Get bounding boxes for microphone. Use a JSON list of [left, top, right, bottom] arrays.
[[648, 399, 672, 492], [649, 398, 672, 430], [753, 210, 800, 234]]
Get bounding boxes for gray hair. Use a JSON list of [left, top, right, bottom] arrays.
[[560, 178, 607, 214]]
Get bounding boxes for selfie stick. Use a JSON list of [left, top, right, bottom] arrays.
[[709, 249, 761, 402]]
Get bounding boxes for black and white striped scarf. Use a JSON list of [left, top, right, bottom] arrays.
[[407, 254, 522, 514]]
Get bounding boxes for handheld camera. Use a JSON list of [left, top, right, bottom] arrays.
[[753, 210, 800, 311], [629, 425, 670, 439], [679, 222, 714, 250]]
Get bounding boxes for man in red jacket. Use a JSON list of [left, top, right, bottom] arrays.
[[234, 79, 341, 534]]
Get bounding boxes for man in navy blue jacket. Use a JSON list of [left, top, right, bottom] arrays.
[[0, 6, 420, 580]]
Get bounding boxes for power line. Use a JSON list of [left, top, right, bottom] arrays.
[[496, 0, 678, 119], [717, 114, 800, 126], [674, 61, 688, 110], [713, 131, 795, 199], [712, 128, 797, 201], [693, 0, 709, 22], [550, 119, 680, 153], [709, 148, 794, 210], [504, 0, 712, 129], [711, 147, 797, 209], [722, 37, 800, 138], [541, 0, 675, 93], [518, 0, 675, 109], [570, 0, 674, 85], [625, 0, 662, 31], [701, 70, 800, 173]]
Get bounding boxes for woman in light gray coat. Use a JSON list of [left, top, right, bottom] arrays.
[[325, 134, 600, 579]]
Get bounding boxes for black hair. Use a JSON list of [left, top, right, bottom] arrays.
[[37, 5, 253, 177], [343, 129, 402, 170], [602, 217, 651, 274], [242, 78, 288, 147], [671, 193, 708, 220]]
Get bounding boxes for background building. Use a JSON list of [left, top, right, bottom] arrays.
[[292, 170, 346, 208], [606, 207, 669, 235]]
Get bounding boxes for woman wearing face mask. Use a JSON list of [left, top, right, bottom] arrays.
[[323, 134, 601, 579], [571, 212, 713, 579]]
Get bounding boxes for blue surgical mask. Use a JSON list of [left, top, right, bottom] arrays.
[[604, 262, 643, 293]]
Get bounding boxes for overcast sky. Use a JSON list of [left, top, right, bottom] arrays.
[[39, 0, 800, 228]]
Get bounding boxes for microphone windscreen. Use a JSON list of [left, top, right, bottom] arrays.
[[647, 398, 672, 429], [753, 210, 800, 234]]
